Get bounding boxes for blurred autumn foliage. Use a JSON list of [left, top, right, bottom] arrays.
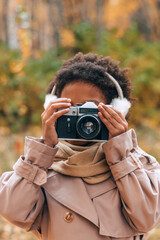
[[0, 24, 160, 133], [0, 0, 159, 132], [0, 1, 160, 239], [0, 0, 159, 159]]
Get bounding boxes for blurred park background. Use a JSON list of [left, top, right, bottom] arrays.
[[0, 0, 160, 239]]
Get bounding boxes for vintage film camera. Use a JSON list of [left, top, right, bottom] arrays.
[[44, 72, 131, 142], [56, 101, 109, 142]]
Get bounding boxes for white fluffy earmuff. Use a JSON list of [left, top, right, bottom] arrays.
[[110, 97, 131, 117], [104, 72, 131, 117], [43, 85, 57, 110], [44, 73, 131, 117]]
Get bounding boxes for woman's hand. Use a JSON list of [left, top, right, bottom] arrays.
[[41, 98, 71, 147], [98, 103, 128, 140]]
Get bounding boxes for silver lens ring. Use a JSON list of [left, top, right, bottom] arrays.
[[76, 114, 101, 140]]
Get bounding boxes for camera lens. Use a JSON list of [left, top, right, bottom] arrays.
[[76, 115, 101, 140], [82, 121, 95, 134]]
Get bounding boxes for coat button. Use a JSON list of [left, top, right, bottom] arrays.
[[64, 212, 73, 223]]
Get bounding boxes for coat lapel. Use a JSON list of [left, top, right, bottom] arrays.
[[43, 171, 99, 227]]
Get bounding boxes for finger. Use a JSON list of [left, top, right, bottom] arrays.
[[98, 111, 125, 131], [102, 103, 126, 122], [42, 98, 71, 117], [47, 102, 71, 115], [99, 104, 123, 123], [98, 104, 128, 130], [98, 112, 118, 132], [98, 112, 126, 136], [42, 102, 71, 121], [45, 108, 70, 126], [101, 110, 123, 129]]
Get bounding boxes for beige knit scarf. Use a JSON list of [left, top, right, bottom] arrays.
[[50, 140, 111, 184]]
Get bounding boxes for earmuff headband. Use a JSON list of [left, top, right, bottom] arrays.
[[105, 72, 124, 99], [44, 73, 131, 117]]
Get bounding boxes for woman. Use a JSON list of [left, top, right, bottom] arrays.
[[0, 53, 160, 240]]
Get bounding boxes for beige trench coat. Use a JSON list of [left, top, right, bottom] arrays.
[[0, 129, 160, 240]]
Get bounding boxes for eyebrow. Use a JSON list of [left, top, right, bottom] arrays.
[[71, 100, 100, 105], [86, 100, 100, 104], [82, 100, 101, 104]]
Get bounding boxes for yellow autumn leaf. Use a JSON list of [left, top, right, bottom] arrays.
[[18, 104, 28, 115], [104, 0, 139, 35], [9, 61, 25, 74], [0, 74, 8, 85], [60, 29, 75, 47]]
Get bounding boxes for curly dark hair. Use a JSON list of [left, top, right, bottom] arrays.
[[46, 52, 133, 104]]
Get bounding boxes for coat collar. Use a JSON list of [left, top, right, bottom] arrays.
[[43, 171, 99, 227]]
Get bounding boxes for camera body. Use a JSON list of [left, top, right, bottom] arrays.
[[56, 102, 109, 142]]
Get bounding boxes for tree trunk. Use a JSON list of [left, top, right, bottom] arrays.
[[95, 0, 105, 45], [47, 0, 61, 49], [2, 0, 9, 44]]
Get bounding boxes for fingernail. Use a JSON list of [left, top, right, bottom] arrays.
[[99, 102, 104, 106], [67, 98, 71, 101], [98, 105, 103, 110]]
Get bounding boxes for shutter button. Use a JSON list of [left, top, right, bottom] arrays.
[[64, 212, 73, 223]]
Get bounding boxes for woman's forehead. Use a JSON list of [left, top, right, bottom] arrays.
[[60, 81, 107, 105]]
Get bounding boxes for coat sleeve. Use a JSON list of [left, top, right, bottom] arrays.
[[0, 136, 58, 232], [102, 129, 160, 233]]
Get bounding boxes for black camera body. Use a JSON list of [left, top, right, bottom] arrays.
[[56, 102, 109, 142]]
